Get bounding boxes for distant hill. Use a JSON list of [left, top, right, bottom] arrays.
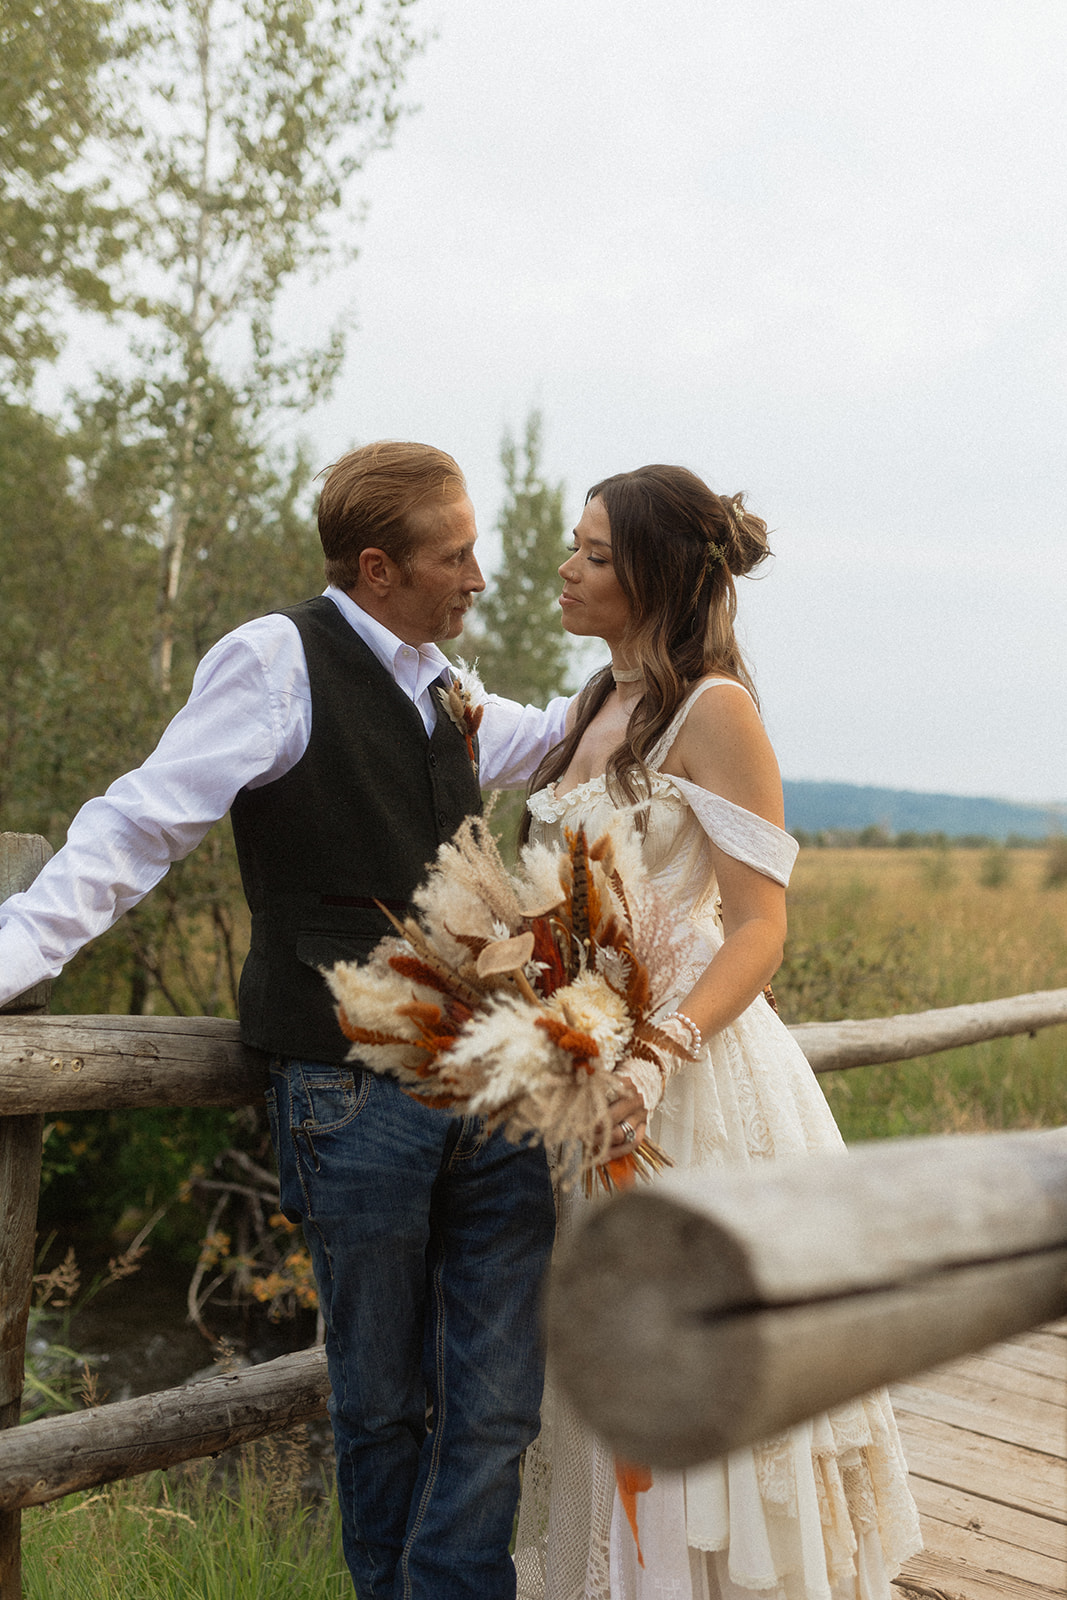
[[782, 780, 1065, 842]]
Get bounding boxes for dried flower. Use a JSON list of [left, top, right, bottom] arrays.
[[435, 658, 485, 768], [327, 812, 688, 1191]]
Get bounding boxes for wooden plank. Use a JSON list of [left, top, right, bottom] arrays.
[[981, 1333, 1067, 1381], [890, 1376, 1066, 1457], [892, 1326, 1067, 1597], [907, 1477, 1067, 1566], [895, 1412, 1066, 1523], [910, 1510, 1066, 1592], [941, 1352, 1067, 1408], [896, 1540, 1062, 1600]]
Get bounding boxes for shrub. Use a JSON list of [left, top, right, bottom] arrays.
[[978, 846, 1012, 888], [1044, 836, 1067, 888]]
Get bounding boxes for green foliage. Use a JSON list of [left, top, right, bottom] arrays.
[[67, 0, 425, 692], [37, 1104, 251, 1254], [776, 917, 932, 1024], [0, 0, 127, 390], [22, 1436, 348, 1597], [0, 400, 159, 834], [463, 411, 573, 704]]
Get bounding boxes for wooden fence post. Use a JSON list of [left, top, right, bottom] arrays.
[[0, 834, 53, 1600]]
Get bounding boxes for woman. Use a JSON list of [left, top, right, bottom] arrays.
[[513, 465, 921, 1600]]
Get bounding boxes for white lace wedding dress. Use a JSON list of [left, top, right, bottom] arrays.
[[513, 681, 922, 1600]]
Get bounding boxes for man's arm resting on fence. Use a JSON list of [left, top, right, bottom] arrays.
[[0, 620, 305, 1008]]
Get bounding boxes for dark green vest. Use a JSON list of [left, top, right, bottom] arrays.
[[231, 595, 482, 1061]]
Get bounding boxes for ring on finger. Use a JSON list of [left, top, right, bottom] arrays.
[[619, 1120, 637, 1144]]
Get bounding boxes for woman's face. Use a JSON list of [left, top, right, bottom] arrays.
[[558, 496, 631, 650]]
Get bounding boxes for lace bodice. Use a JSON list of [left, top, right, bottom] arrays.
[[526, 679, 799, 922]]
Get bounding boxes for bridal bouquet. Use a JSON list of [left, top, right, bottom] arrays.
[[326, 813, 692, 1191]]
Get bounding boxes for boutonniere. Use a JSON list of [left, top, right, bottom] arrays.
[[436, 658, 485, 768]]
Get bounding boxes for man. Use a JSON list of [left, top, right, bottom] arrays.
[[0, 440, 644, 1598]]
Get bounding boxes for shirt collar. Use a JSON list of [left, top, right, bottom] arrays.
[[323, 586, 451, 700]]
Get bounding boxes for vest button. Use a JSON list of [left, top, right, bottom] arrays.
[[428, 752, 438, 767], [437, 811, 447, 828]]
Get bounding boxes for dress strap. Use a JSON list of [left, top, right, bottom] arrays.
[[669, 776, 799, 885], [647, 679, 798, 886], [646, 678, 753, 771]]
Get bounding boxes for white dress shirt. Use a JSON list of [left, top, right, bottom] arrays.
[[0, 588, 570, 1006]]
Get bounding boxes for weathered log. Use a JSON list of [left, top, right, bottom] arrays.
[[546, 1127, 1067, 1468], [0, 1015, 269, 1112], [0, 1348, 331, 1510], [3, 991, 1066, 1114], [794, 988, 1067, 1073], [0, 834, 52, 1600]]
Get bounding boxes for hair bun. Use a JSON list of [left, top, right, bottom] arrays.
[[721, 493, 772, 577]]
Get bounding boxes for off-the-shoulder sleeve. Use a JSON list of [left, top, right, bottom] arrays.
[[669, 775, 799, 886]]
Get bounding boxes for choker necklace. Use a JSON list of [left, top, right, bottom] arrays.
[[611, 665, 643, 684]]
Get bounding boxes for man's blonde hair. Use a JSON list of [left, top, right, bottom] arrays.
[[317, 441, 468, 589]]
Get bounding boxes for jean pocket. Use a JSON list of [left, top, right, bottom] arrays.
[[293, 1061, 370, 1134]]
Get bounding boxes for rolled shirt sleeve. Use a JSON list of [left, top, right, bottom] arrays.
[[0, 616, 309, 1008]]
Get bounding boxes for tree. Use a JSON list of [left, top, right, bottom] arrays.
[[82, 0, 424, 694], [0, 0, 429, 1017], [0, 0, 126, 392], [464, 411, 573, 704]]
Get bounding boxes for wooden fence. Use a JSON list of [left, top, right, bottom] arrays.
[[1, 831, 1066, 1597], [546, 1127, 1067, 1467]]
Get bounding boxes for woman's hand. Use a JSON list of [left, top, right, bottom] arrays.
[[604, 1075, 647, 1155]]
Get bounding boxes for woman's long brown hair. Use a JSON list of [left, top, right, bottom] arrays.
[[519, 464, 771, 842]]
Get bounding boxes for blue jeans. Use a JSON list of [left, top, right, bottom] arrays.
[[267, 1059, 556, 1599]]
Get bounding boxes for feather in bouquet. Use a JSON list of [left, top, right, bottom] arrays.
[[325, 813, 693, 1192]]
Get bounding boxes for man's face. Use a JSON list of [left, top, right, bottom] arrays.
[[387, 494, 486, 646]]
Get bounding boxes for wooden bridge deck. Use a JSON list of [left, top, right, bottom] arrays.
[[890, 1320, 1066, 1600]]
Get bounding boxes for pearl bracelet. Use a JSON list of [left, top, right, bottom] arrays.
[[658, 1009, 703, 1057]]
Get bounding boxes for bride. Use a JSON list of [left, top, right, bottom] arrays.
[[512, 465, 922, 1600]]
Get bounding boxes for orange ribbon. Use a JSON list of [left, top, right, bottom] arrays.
[[614, 1458, 653, 1566]]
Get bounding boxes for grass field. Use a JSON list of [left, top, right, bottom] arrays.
[[21, 1433, 349, 1599], [774, 846, 1067, 1141]]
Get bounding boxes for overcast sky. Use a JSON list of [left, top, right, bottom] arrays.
[[55, 0, 1062, 804], [297, 0, 1064, 804]]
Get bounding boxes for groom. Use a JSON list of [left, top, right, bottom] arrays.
[[0, 440, 642, 1597]]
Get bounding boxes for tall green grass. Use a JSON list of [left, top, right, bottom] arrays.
[[775, 847, 1067, 1141], [21, 1430, 349, 1599]]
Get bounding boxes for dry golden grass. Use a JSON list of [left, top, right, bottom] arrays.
[[775, 847, 1067, 1142]]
